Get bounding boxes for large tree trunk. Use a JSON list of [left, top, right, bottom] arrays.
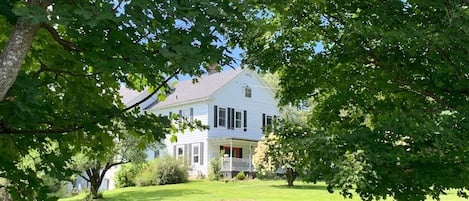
[[0, 18, 40, 101], [285, 168, 296, 187], [87, 168, 104, 199], [0, 0, 52, 101], [85, 162, 124, 199]]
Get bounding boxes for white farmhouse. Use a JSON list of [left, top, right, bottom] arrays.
[[73, 68, 279, 193], [88, 68, 279, 192], [146, 68, 279, 178]]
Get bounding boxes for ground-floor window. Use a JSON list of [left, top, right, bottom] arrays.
[[220, 146, 242, 158], [176, 145, 184, 160], [192, 144, 200, 164]]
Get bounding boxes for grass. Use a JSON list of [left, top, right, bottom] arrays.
[[60, 180, 467, 201]]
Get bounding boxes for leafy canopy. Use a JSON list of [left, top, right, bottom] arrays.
[[0, 0, 251, 200], [242, 0, 469, 200]]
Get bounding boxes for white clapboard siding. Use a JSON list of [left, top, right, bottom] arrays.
[[138, 68, 278, 178]]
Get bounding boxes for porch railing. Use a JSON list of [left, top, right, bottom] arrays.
[[221, 157, 253, 172]]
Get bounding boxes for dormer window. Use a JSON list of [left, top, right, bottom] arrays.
[[244, 86, 252, 98]]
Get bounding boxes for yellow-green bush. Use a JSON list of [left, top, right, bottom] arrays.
[[135, 156, 188, 186]]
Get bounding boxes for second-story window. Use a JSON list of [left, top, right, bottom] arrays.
[[262, 113, 276, 132], [262, 113, 273, 127], [244, 86, 252, 98], [177, 108, 194, 123], [214, 105, 247, 131], [218, 107, 226, 127], [235, 111, 242, 128]]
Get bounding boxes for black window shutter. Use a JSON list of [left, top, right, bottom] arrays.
[[243, 110, 247, 131], [230, 108, 235, 130], [214, 105, 218, 128], [190, 107, 194, 122], [169, 112, 173, 120], [179, 109, 183, 123], [262, 113, 266, 127], [227, 107, 231, 129], [240, 148, 243, 158]]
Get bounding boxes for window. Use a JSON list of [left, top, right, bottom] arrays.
[[266, 115, 273, 126], [235, 111, 242, 128], [153, 150, 160, 159], [177, 108, 194, 123], [262, 113, 275, 131], [244, 86, 252, 98], [214, 105, 247, 131], [176, 146, 184, 160], [192, 144, 200, 164], [218, 107, 226, 127], [220, 146, 243, 158]]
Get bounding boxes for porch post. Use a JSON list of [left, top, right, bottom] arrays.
[[230, 139, 233, 174], [249, 144, 252, 173]]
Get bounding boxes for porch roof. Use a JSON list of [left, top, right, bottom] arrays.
[[208, 137, 259, 147]]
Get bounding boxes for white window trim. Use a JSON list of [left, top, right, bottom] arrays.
[[218, 107, 227, 127], [235, 110, 242, 129], [176, 145, 184, 161], [244, 86, 252, 98], [266, 115, 273, 126], [192, 144, 200, 164]]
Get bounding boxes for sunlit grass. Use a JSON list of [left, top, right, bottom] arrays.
[[60, 180, 467, 201]]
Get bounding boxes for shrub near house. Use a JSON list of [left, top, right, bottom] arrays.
[[115, 156, 188, 188], [114, 163, 144, 188]]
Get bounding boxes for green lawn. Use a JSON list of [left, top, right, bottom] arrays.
[[60, 180, 467, 201]]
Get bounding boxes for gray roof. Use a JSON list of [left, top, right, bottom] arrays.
[[119, 86, 145, 106], [119, 86, 155, 109], [148, 68, 244, 109]]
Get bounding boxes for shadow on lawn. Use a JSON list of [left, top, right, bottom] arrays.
[[271, 183, 327, 191], [107, 188, 209, 201]]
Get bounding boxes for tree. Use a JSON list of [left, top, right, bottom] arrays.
[[71, 134, 151, 199], [254, 73, 314, 187], [253, 120, 306, 187], [253, 99, 327, 187], [243, 0, 469, 200], [0, 0, 251, 200]]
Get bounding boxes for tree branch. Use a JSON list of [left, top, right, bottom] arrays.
[[0, 124, 84, 135], [123, 68, 181, 112], [99, 161, 128, 180], [40, 23, 84, 52], [1, 68, 183, 135], [113, 1, 124, 12], [36, 59, 100, 78], [8, 134, 27, 154], [84, 169, 93, 182], [79, 173, 91, 182], [41, 67, 99, 78]]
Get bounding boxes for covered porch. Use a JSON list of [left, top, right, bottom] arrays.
[[208, 137, 259, 178]]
